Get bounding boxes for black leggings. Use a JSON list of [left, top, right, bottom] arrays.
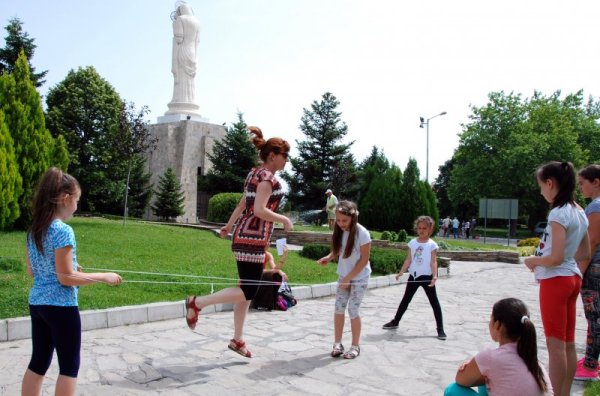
[[393, 274, 444, 329], [28, 305, 81, 378], [237, 261, 264, 300]]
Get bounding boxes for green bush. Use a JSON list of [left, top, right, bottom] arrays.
[[207, 193, 243, 222], [0, 257, 24, 272], [381, 231, 391, 241], [518, 246, 536, 256], [437, 240, 450, 250], [300, 244, 331, 260], [370, 248, 407, 275], [389, 231, 398, 242], [397, 229, 408, 242], [517, 237, 540, 247]]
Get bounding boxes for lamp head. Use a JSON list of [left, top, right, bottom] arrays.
[[419, 117, 425, 128]]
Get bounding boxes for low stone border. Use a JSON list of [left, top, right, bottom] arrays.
[[0, 268, 449, 342]]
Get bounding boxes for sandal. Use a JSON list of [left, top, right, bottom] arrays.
[[228, 339, 252, 358], [343, 345, 360, 359], [185, 296, 201, 330], [331, 343, 344, 358]]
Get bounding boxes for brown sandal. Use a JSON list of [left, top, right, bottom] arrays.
[[185, 296, 201, 330], [228, 339, 252, 358]]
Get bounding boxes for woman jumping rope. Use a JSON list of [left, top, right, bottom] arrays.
[[184, 127, 293, 358]]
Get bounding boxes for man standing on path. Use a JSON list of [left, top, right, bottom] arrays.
[[324, 189, 338, 230], [452, 217, 459, 239]]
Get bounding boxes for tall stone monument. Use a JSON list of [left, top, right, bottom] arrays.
[[145, 1, 226, 222]]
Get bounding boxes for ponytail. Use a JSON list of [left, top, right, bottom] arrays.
[[517, 317, 547, 392], [492, 298, 547, 392], [248, 126, 290, 163], [536, 161, 576, 208]]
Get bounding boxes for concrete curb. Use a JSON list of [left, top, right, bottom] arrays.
[[1, 268, 449, 342]]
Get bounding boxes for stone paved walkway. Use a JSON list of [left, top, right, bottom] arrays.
[[0, 261, 587, 395]]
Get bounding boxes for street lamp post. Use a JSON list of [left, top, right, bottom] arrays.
[[419, 111, 447, 183]]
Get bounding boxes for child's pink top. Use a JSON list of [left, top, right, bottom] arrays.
[[475, 342, 553, 396]]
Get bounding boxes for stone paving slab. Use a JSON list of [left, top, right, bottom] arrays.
[[0, 261, 587, 395]]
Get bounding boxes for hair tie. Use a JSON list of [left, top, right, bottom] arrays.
[[521, 315, 528, 324]]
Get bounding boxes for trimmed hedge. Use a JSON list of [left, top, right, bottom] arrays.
[[207, 193, 243, 223], [517, 237, 540, 247], [300, 244, 330, 260]]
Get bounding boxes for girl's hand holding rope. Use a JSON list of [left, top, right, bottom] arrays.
[[103, 272, 123, 286]]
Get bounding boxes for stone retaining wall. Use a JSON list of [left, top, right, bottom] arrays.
[[272, 229, 519, 264]]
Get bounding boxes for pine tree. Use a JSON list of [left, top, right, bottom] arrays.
[[0, 109, 22, 230], [282, 92, 357, 210], [0, 18, 47, 87], [126, 155, 153, 218], [0, 51, 54, 228], [399, 158, 422, 231], [200, 112, 258, 193], [152, 168, 185, 221], [357, 146, 390, 210], [360, 164, 403, 231]]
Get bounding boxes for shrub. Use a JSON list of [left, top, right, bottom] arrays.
[[518, 246, 536, 256], [396, 229, 408, 242], [370, 248, 407, 275], [300, 244, 330, 260], [389, 231, 398, 242], [381, 231, 391, 241], [207, 193, 243, 222], [437, 240, 450, 250], [517, 237, 540, 247]]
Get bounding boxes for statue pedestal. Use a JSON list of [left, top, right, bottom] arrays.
[[157, 113, 207, 124], [158, 101, 207, 124]]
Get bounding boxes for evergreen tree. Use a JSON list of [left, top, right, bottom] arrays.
[[0, 18, 47, 87], [152, 168, 185, 221], [112, 101, 157, 222], [360, 164, 402, 231], [45, 66, 124, 213], [126, 155, 153, 218], [399, 158, 421, 232], [0, 51, 55, 228], [357, 146, 390, 210], [0, 110, 22, 230], [283, 92, 357, 210], [432, 158, 454, 217], [200, 112, 258, 193]]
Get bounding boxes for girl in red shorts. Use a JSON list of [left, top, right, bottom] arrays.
[[524, 161, 590, 396]]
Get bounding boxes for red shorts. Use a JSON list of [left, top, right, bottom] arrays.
[[539, 275, 581, 342]]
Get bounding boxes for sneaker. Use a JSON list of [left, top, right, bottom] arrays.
[[575, 365, 599, 381], [382, 320, 399, 329], [578, 357, 600, 372], [437, 329, 447, 340]]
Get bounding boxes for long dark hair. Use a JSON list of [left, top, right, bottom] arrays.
[[492, 298, 547, 392], [536, 161, 576, 208], [332, 200, 359, 259], [29, 167, 80, 253]]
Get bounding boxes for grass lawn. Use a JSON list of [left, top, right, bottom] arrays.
[[0, 217, 339, 319]]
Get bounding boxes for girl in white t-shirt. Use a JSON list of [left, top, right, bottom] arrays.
[[382, 215, 446, 340], [317, 200, 371, 359], [524, 161, 590, 396], [444, 298, 552, 396]]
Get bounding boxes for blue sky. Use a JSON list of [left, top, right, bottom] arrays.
[[2, 0, 600, 181]]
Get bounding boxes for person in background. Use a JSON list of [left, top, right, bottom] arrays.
[[324, 189, 338, 230]]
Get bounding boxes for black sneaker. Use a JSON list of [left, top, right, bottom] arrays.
[[437, 329, 447, 340], [382, 320, 399, 330]]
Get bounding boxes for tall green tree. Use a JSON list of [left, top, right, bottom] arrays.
[[399, 158, 423, 232], [283, 92, 357, 210], [360, 164, 402, 231], [0, 51, 61, 228], [0, 110, 22, 230], [0, 18, 47, 87], [357, 146, 390, 210], [126, 156, 153, 218], [46, 66, 124, 213], [112, 101, 157, 223], [200, 112, 258, 194], [448, 90, 598, 229], [152, 168, 185, 221], [432, 158, 454, 217]]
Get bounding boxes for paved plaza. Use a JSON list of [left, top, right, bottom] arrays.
[[0, 261, 587, 395]]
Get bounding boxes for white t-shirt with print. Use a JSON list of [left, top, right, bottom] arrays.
[[534, 203, 588, 280], [336, 223, 372, 281], [407, 238, 439, 278]]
